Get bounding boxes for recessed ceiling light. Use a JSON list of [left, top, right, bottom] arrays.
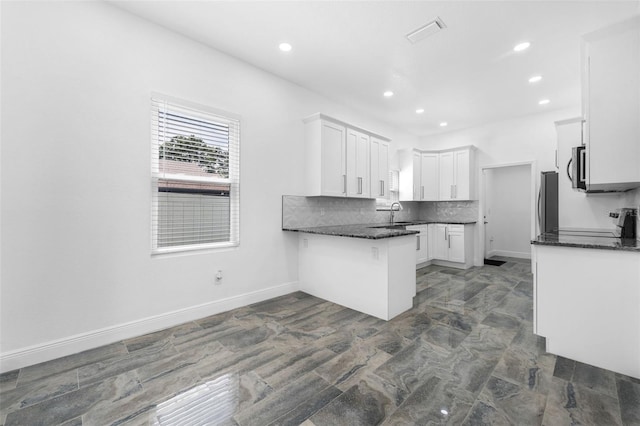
[[416, 108, 425, 114], [539, 99, 550, 105], [529, 75, 542, 83], [513, 42, 531, 52], [383, 91, 394, 98], [439, 122, 448, 127], [278, 42, 292, 52]]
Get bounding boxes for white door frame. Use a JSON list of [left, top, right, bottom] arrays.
[[477, 160, 536, 266]]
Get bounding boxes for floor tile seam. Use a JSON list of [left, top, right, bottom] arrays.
[[489, 365, 551, 399], [78, 357, 150, 390], [231, 370, 333, 425], [567, 377, 623, 401], [265, 374, 343, 426]]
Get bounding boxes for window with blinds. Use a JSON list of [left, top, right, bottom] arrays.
[[151, 95, 240, 253]]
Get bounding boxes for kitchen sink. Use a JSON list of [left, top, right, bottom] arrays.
[[368, 224, 410, 229]]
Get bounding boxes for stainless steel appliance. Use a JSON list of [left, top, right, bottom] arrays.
[[569, 146, 586, 190], [538, 171, 559, 234], [567, 145, 629, 193], [610, 208, 638, 239]]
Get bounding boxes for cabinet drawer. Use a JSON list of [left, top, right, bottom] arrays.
[[447, 224, 464, 232]]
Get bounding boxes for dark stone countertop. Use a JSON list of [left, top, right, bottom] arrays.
[[283, 220, 477, 240], [531, 232, 640, 252]]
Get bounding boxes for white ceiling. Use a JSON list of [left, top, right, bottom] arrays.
[[110, 1, 640, 136]]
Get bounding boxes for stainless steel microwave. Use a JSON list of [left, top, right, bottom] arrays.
[[569, 146, 586, 190]]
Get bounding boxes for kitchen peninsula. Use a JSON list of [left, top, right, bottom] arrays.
[[285, 223, 418, 321]]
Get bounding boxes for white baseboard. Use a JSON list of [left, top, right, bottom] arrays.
[[486, 249, 531, 260], [0, 281, 299, 373]]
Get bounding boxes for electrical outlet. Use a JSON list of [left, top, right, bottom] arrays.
[[215, 270, 223, 285]]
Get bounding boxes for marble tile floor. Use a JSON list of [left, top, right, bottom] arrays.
[[2, 258, 639, 425]]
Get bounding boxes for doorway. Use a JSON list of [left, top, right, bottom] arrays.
[[480, 162, 535, 263]]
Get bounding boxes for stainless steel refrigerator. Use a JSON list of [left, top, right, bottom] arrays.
[[538, 171, 558, 234]]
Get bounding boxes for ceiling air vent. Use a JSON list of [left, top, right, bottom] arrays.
[[406, 17, 446, 44]]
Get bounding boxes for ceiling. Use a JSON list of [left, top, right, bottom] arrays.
[[110, 1, 640, 136]]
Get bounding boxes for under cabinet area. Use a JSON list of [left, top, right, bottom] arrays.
[[533, 244, 640, 378], [399, 146, 476, 201], [304, 113, 390, 199]]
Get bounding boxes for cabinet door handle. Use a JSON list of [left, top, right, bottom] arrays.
[[343, 175, 347, 194], [380, 180, 384, 196], [450, 184, 454, 199], [454, 184, 457, 199], [416, 235, 420, 251], [448, 235, 451, 248], [358, 177, 363, 194], [421, 186, 424, 199]]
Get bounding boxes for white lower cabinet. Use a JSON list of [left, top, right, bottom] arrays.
[[533, 244, 640, 378], [422, 223, 474, 269], [433, 224, 449, 260], [406, 225, 428, 265], [447, 226, 465, 263]]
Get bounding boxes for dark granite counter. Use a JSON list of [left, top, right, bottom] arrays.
[[283, 220, 476, 240], [532, 232, 640, 252]]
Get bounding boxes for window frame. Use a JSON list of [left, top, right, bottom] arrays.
[[150, 94, 240, 255]]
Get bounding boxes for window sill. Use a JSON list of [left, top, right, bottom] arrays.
[[152, 241, 239, 258]]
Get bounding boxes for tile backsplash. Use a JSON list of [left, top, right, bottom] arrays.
[[282, 195, 478, 228], [420, 200, 479, 222]]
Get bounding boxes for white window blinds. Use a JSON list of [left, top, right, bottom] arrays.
[[151, 96, 240, 253]]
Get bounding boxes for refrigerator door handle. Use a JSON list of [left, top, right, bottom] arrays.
[[537, 189, 542, 233], [566, 158, 573, 182]]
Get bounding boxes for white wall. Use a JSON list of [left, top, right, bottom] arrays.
[[484, 165, 532, 258], [0, 1, 418, 370]]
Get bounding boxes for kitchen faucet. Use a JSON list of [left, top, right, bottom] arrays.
[[390, 202, 402, 224]]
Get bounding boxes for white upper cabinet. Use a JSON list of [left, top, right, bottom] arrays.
[[401, 146, 475, 201], [439, 148, 473, 200], [453, 148, 471, 200], [304, 114, 390, 198], [582, 16, 640, 191], [399, 151, 440, 201], [398, 146, 475, 201], [420, 153, 439, 201], [304, 118, 347, 197], [412, 151, 421, 200], [371, 137, 390, 199], [438, 151, 455, 200], [346, 128, 370, 198]]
